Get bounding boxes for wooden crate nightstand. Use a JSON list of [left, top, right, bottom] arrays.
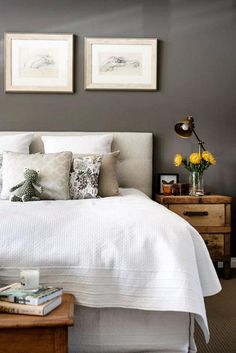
[[155, 194, 232, 279]]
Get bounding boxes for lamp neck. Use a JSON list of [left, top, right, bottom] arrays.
[[192, 128, 206, 152]]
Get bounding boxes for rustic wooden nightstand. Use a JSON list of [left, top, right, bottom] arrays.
[[155, 194, 232, 279], [0, 293, 74, 353]]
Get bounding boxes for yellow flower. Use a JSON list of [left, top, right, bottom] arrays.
[[202, 151, 212, 162], [202, 151, 216, 165], [210, 157, 216, 165], [189, 152, 201, 164], [174, 154, 183, 167]]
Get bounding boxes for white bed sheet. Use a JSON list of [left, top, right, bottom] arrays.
[[0, 188, 221, 346]]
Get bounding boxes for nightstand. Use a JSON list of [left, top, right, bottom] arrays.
[[155, 194, 232, 279]]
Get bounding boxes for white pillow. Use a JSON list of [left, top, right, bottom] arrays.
[[0, 133, 33, 193], [42, 134, 113, 154], [0, 133, 33, 153]]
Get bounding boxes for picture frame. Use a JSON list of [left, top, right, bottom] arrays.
[[5, 33, 74, 93], [158, 173, 179, 194], [85, 37, 157, 90]]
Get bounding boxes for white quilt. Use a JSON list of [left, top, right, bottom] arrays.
[[0, 188, 221, 341]]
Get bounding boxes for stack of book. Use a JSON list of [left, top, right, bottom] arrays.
[[0, 283, 63, 316]]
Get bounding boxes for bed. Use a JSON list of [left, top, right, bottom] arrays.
[[0, 132, 221, 353]]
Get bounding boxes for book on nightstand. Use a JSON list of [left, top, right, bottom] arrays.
[[0, 283, 63, 305], [0, 296, 62, 316]]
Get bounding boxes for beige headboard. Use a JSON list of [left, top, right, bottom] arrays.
[[0, 132, 153, 197]]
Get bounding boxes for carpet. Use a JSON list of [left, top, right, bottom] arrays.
[[195, 271, 236, 353]]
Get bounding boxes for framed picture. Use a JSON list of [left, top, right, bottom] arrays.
[[85, 37, 157, 90], [158, 173, 179, 194], [5, 33, 74, 93]]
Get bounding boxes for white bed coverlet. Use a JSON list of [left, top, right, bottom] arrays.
[[0, 188, 221, 341]]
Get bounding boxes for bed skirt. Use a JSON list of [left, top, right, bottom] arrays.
[[69, 305, 197, 353]]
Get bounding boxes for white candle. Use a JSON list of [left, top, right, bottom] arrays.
[[20, 270, 40, 290]]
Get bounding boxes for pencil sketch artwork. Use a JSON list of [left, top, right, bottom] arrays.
[[85, 38, 157, 90], [99, 53, 143, 76], [19, 48, 59, 78], [5, 33, 73, 92]]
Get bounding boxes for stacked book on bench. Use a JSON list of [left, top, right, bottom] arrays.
[[0, 283, 63, 316]]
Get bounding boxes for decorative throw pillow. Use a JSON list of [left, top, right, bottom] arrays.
[[73, 151, 120, 197], [1, 151, 72, 200], [70, 156, 102, 199], [42, 134, 113, 154], [98, 151, 120, 197]]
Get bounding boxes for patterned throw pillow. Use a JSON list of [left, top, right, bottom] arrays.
[[73, 151, 120, 197], [70, 156, 102, 199], [1, 151, 72, 200]]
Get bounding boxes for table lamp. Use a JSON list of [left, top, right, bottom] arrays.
[[174, 116, 206, 154]]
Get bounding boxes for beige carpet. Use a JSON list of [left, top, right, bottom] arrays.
[[195, 271, 236, 353]]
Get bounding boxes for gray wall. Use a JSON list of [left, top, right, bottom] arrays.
[[0, 0, 235, 252]]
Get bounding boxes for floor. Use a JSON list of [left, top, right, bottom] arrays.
[[195, 270, 236, 353]]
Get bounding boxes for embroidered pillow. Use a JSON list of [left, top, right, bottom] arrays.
[[1, 151, 72, 200], [70, 156, 102, 199]]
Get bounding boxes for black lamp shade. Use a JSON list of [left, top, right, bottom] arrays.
[[174, 116, 194, 138]]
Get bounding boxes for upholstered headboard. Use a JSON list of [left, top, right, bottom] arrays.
[[0, 132, 153, 197]]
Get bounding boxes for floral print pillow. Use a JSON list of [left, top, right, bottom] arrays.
[[70, 156, 102, 199]]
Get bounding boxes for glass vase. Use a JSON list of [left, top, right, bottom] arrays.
[[189, 172, 204, 196]]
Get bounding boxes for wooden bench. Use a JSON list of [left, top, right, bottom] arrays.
[[0, 293, 74, 353]]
